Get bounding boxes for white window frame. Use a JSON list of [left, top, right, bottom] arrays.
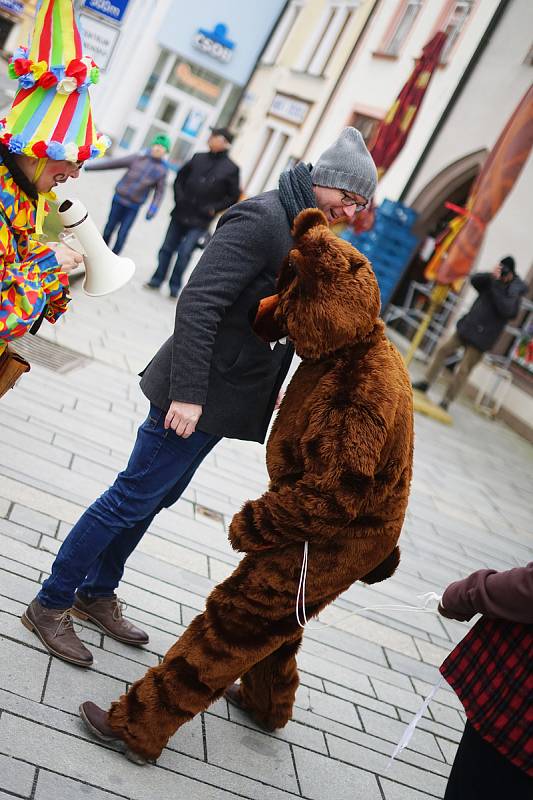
[[262, 1, 304, 65], [382, 0, 424, 57], [294, 1, 359, 76], [439, 1, 475, 64], [245, 126, 291, 195]]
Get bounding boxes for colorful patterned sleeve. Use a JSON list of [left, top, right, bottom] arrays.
[[0, 228, 70, 352]]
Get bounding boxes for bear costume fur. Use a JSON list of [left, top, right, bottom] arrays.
[[102, 209, 414, 761]]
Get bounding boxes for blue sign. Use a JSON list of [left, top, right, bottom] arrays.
[[0, 0, 24, 14], [181, 109, 206, 138], [83, 0, 129, 23], [193, 23, 235, 64]]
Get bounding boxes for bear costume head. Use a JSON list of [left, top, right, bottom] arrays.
[[254, 209, 381, 360]]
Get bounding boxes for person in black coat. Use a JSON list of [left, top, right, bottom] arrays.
[[146, 128, 240, 297], [413, 256, 527, 409]]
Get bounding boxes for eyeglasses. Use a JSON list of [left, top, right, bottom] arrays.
[[339, 191, 367, 212]]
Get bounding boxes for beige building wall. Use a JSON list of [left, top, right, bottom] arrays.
[[232, 0, 378, 195]]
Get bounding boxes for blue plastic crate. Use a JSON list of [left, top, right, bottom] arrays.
[[379, 199, 418, 228]]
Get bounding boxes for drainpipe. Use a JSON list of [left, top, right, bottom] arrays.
[[399, 0, 512, 203]]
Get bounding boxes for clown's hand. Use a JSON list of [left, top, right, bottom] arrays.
[[48, 242, 84, 274]]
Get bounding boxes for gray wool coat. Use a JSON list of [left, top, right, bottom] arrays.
[[140, 190, 295, 443]]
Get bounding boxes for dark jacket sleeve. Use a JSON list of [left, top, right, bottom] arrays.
[[210, 165, 241, 215], [85, 154, 137, 171], [470, 272, 491, 292], [173, 158, 194, 204], [488, 277, 525, 320], [440, 562, 533, 623], [169, 199, 274, 405]]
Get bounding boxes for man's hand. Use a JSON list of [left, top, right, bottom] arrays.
[[49, 242, 84, 274], [492, 265, 502, 279], [165, 401, 202, 438]]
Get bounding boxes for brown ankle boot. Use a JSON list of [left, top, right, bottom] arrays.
[[22, 599, 93, 667], [72, 593, 148, 646], [79, 702, 149, 765]]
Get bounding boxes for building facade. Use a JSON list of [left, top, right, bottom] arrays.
[[74, 0, 286, 166]]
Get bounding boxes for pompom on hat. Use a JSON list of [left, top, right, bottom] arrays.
[[0, 0, 110, 163]]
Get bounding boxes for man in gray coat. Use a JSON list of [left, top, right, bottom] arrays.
[[22, 128, 378, 666]]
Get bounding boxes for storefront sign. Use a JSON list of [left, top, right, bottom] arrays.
[[0, 0, 24, 15], [193, 23, 234, 64], [270, 93, 311, 126], [174, 62, 221, 102], [83, 0, 129, 23], [79, 13, 120, 70]]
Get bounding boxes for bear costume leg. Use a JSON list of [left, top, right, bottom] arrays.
[[104, 540, 398, 761]]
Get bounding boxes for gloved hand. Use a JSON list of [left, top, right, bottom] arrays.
[[146, 204, 157, 221]]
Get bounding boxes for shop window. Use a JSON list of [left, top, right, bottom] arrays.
[[349, 111, 381, 145], [137, 50, 169, 112], [156, 98, 179, 125], [378, 1, 424, 57], [118, 125, 136, 150], [262, 1, 303, 65], [170, 137, 194, 168], [294, 2, 356, 76], [438, 1, 475, 64], [168, 57, 225, 106]]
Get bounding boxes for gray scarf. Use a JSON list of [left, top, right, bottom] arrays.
[[278, 162, 317, 224]]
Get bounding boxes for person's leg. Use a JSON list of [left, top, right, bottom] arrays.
[[147, 221, 183, 287], [442, 344, 483, 405], [112, 205, 140, 255], [445, 721, 533, 800], [37, 405, 219, 610], [168, 226, 204, 296], [422, 331, 464, 387], [78, 431, 219, 598], [103, 196, 125, 246]]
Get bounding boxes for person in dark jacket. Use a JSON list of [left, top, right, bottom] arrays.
[[86, 134, 170, 254], [145, 128, 240, 297], [22, 128, 378, 668], [413, 256, 527, 409], [438, 562, 533, 799]]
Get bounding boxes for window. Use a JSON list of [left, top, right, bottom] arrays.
[[262, 1, 303, 65], [245, 127, 290, 194], [349, 111, 381, 145], [119, 126, 136, 150], [294, 2, 357, 76], [137, 50, 169, 112], [156, 98, 179, 125], [380, 1, 424, 57], [439, 1, 475, 64]]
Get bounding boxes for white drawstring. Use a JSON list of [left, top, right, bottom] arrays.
[[295, 541, 442, 630]]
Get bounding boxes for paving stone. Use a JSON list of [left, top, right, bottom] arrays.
[[203, 714, 299, 792], [295, 685, 360, 728], [9, 504, 59, 537], [0, 570, 41, 606], [0, 498, 10, 517], [34, 770, 124, 800], [0, 518, 40, 547], [358, 708, 443, 760], [380, 777, 436, 800], [370, 678, 428, 715], [323, 680, 399, 719], [0, 636, 49, 701], [0, 555, 41, 583], [0, 476, 84, 526], [293, 744, 382, 800], [436, 735, 460, 765], [0, 752, 35, 797], [397, 708, 462, 743], [0, 713, 240, 800], [327, 734, 447, 797]]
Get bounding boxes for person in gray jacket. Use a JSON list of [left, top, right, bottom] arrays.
[[22, 128, 378, 667], [413, 256, 527, 410]]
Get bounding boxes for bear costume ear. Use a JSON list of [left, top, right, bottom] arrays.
[[291, 208, 328, 240]]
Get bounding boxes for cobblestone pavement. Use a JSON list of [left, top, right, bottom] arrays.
[[1, 171, 532, 799]]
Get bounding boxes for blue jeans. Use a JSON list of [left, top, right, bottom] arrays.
[[38, 405, 220, 609], [103, 195, 140, 255], [149, 220, 205, 294]]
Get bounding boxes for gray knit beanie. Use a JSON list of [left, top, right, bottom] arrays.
[[311, 127, 378, 201]]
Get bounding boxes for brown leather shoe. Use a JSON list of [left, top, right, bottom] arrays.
[[224, 683, 276, 732], [79, 702, 148, 765], [21, 599, 93, 667], [72, 593, 149, 646]]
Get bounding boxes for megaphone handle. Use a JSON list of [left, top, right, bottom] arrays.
[[59, 231, 86, 256]]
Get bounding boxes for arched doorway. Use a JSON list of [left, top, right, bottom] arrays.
[[390, 149, 487, 306]]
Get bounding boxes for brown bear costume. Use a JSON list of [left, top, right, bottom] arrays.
[[90, 209, 414, 762]]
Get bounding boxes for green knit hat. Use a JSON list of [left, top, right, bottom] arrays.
[[151, 133, 171, 152]]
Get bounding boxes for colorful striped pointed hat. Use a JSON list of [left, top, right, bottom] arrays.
[[0, 0, 110, 162]]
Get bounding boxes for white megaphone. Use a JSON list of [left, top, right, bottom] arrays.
[[57, 198, 135, 297]]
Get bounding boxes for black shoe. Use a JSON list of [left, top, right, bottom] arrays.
[[144, 281, 160, 290], [169, 290, 178, 299], [412, 380, 429, 393], [439, 399, 450, 411]]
